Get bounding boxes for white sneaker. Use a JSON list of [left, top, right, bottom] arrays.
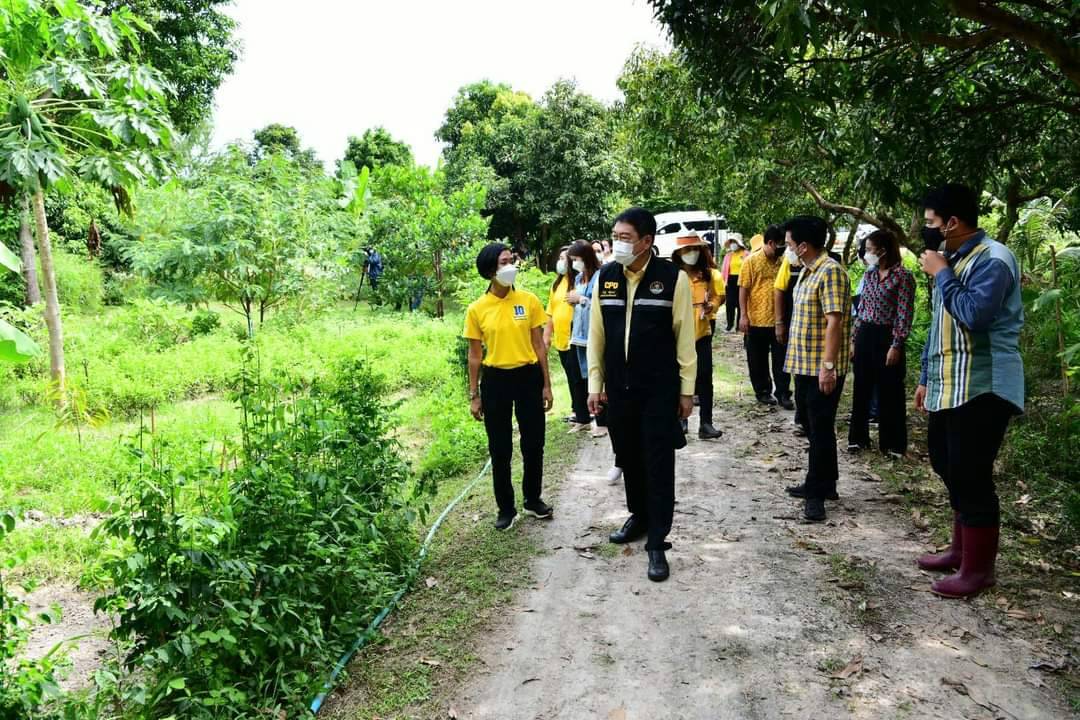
[[607, 466, 623, 484]]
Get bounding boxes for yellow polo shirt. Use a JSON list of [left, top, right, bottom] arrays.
[[545, 281, 574, 352], [689, 271, 717, 340], [729, 249, 746, 276], [774, 258, 792, 291], [709, 268, 724, 320], [463, 289, 547, 369]]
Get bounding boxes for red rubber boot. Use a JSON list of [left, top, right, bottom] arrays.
[[931, 524, 998, 599], [917, 513, 962, 571]]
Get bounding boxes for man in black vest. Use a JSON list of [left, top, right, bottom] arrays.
[[587, 208, 698, 582]]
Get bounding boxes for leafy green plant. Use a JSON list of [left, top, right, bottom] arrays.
[[94, 351, 431, 718], [0, 512, 67, 720], [0, 242, 39, 363], [189, 308, 221, 337]]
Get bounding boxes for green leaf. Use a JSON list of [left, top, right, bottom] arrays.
[[0, 241, 20, 273], [0, 318, 40, 362]]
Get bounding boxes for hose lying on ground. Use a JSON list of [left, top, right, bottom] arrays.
[[309, 458, 493, 715]]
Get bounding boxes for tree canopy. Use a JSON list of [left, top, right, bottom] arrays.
[[340, 126, 413, 174], [100, 0, 238, 132], [643, 0, 1080, 241]]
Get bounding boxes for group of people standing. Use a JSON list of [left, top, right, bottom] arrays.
[[463, 184, 1024, 599]]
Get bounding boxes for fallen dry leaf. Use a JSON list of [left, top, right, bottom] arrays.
[[420, 657, 442, 667], [831, 655, 864, 680], [911, 509, 930, 531], [425, 577, 439, 589], [622, 546, 633, 556], [578, 551, 596, 560], [608, 709, 628, 720]]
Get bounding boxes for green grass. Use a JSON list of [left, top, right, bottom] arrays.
[[322, 422, 583, 720], [0, 300, 575, 583]]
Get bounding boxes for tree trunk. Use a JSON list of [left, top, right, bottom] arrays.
[[31, 189, 65, 393], [998, 173, 1020, 245], [434, 248, 445, 318], [18, 196, 41, 306]]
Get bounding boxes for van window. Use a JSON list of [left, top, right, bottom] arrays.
[[658, 223, 682, 235]]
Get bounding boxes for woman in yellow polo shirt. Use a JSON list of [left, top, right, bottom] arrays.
[[672, 233, 723, 440], [544, 246, 589, 429], [721, 235, 749, 332], [464, 243, 555, 530]]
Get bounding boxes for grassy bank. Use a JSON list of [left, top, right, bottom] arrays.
[[0, 302, 576, 583]]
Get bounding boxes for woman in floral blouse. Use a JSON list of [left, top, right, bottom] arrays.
[[848, 229, 916, 457]]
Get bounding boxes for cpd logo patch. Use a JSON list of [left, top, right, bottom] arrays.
[[649, 281, 665, 295]]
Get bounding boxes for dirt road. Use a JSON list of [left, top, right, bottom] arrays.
[[452, 334, 1073, 720]]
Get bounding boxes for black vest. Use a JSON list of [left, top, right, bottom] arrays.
[[597, 258, 681, 394]]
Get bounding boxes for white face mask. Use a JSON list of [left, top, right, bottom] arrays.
[[556, 259, 567, 275], [680, 250, 700, 266], [863, 252, 880, 268], [613, 240, 640, 266], [494, 264, 518, 287], [784, 248, 801, 267], [572, 259, 585, 273]]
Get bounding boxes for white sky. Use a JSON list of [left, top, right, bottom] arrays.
[[210, 0, 669, 169]]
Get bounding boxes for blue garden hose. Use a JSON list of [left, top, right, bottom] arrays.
[[309, 458, 492, 714]]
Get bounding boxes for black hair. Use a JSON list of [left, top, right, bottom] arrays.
[[613, 207, 657, 241], [923, 183, 979, 227], [568, 239, 602, 281], [864, 229, 902, 268], [783, 215, 828, 250], [857, 234, 867, 260], [763, 224, 784, 245], [476, 242, 509, 280], [551, 245, 576, 292]]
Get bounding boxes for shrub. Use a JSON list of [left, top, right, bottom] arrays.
[[0, 512, 67, 719], [52, 250, 103, 314], [190, 308, 221, 337], [95, 354, 430, 718]]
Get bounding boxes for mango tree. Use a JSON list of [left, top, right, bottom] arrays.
[[0, 0, 174, 393]]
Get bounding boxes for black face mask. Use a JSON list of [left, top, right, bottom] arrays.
[[920, 226, 944, 252]]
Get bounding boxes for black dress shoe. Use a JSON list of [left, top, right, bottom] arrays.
[[647, 549, 670, 582], [756, 395, 778, 406], [609, 515, 648, 544], [803, 498, 827, 522], [778, 396, 795, 411], [698, 422, 723, 440], [785, 484, 839, 501]]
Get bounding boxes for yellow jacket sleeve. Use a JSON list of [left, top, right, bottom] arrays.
[[673, 271, 698, 396], [587, 285, 605, 394]]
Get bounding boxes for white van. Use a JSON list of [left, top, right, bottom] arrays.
[[653, 211, 727, 258]]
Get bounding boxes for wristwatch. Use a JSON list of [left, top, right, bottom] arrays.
[[823, 361, 836, 371]]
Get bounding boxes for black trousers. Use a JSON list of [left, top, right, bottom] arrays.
[[794, 374, 846, 500], [558, 348, 590, 423], [849, 323, 907, 454], [927, 393, 1014, 527], [607, 387, 681, 550], [480, 364, 545, 515], [744, 326, 791, 400], [695, 336, 714, 424], [725, 275, 740, 330]]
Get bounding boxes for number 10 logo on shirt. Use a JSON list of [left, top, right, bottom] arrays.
[[514, 305, 526, 318]]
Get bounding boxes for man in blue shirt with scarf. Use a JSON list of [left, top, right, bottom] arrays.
[[914, 184, 1024, 599]]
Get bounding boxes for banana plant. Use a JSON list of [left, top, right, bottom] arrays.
[[0, 241, 40, 362]]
